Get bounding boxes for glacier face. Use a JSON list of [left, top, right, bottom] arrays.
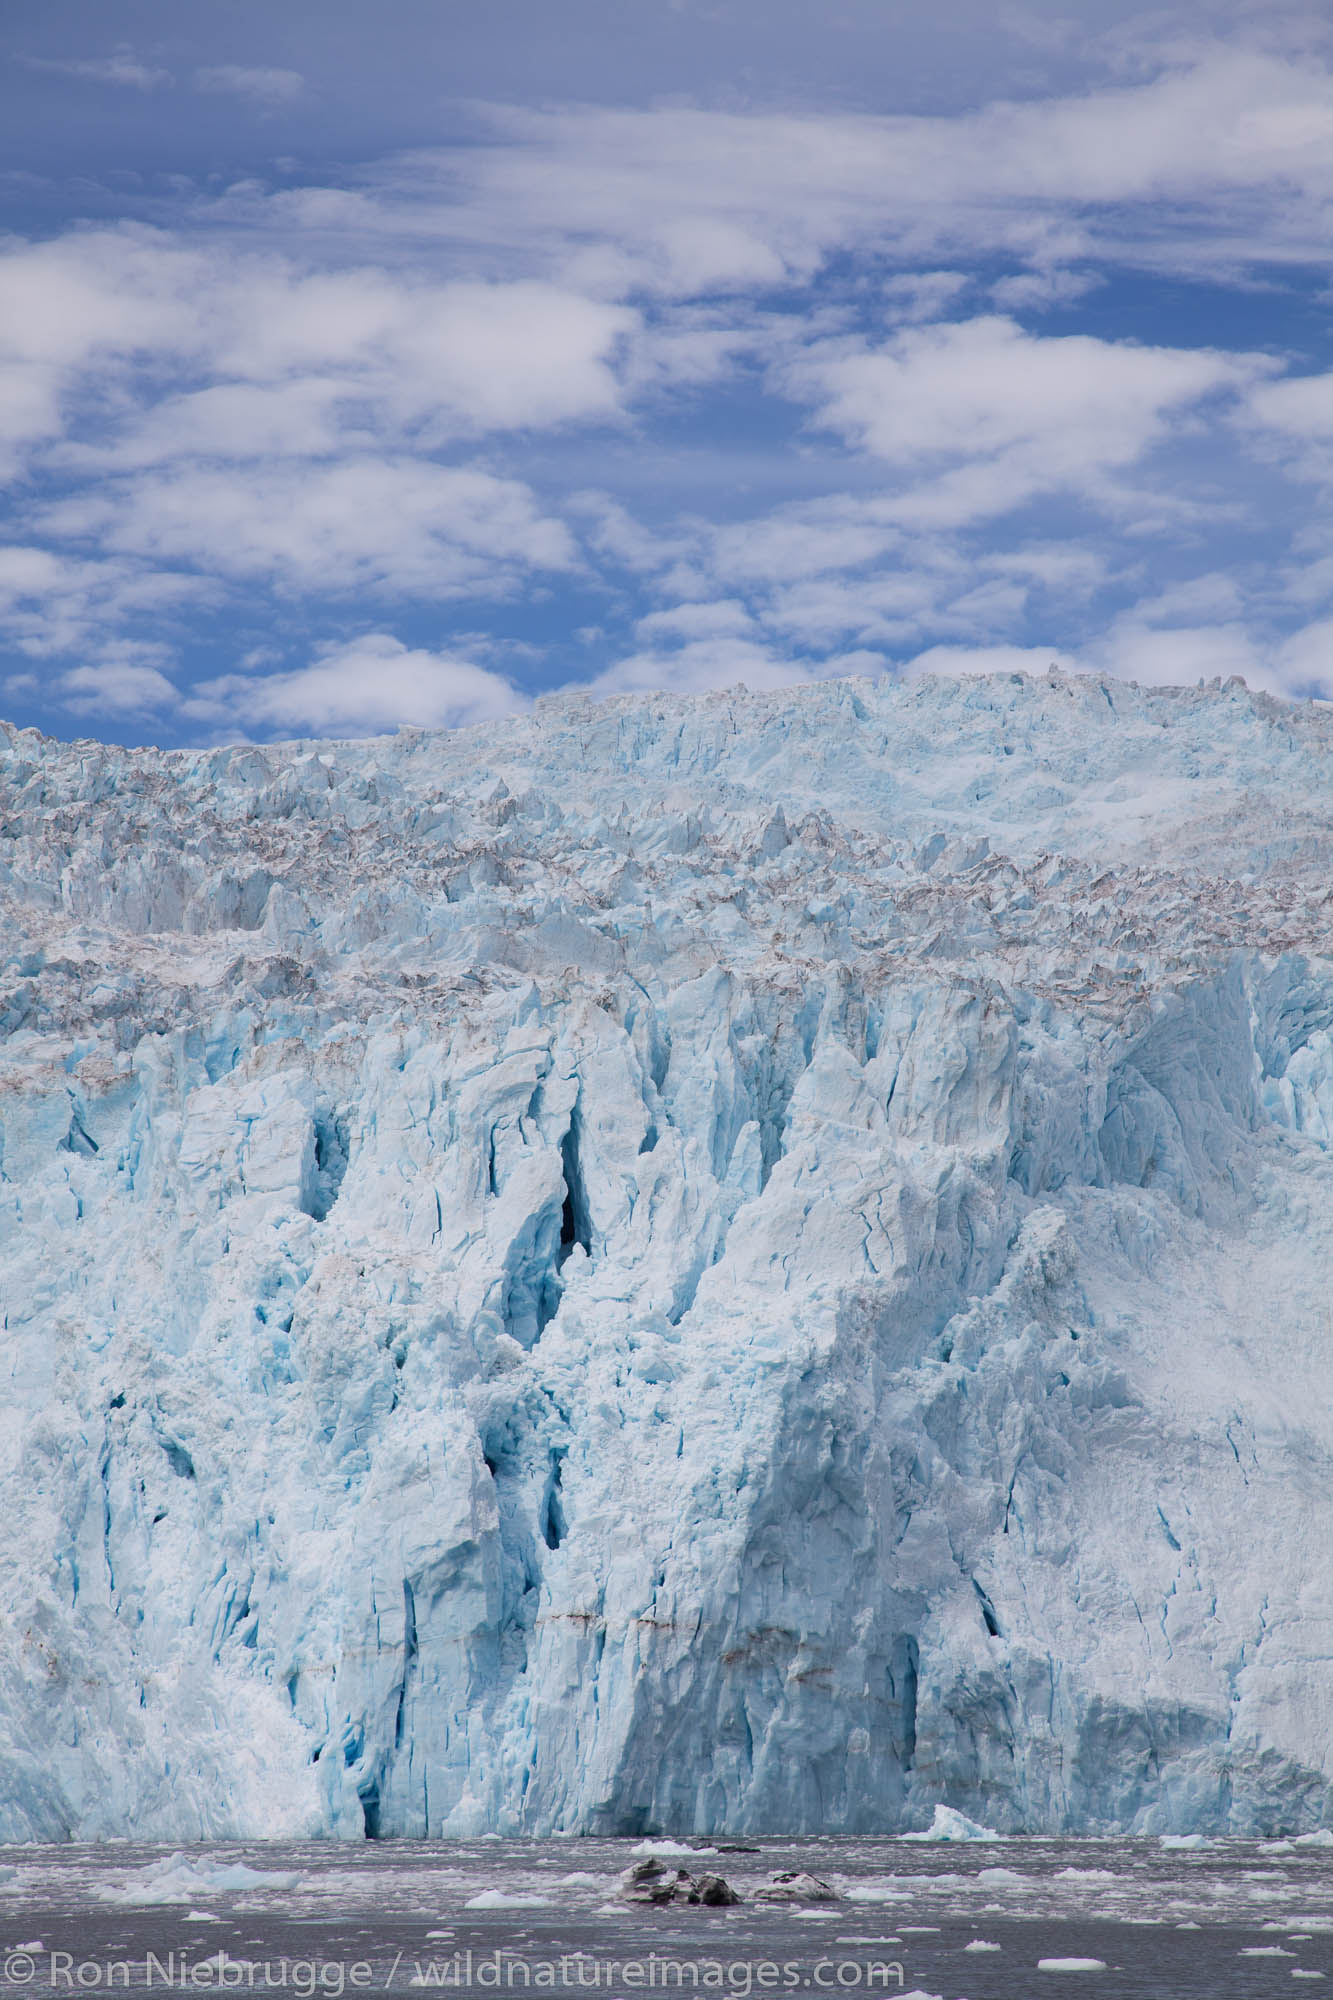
[[3, 668, 1333, 1841]]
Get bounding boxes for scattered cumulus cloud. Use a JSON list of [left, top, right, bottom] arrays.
[[19, 49, 172, 90], [60, 652, 179, 715], [0, 543, 209, 659], [1088, 615, 1275, 688], [192, 65, 305, 107], [902, 642, 1078, 679], [989, 269, 1103, 311], [5, 29, 1333, 734], [880, 272, 971, 323], [184, 634, 524, 736], [581, 636, 881, 700], [381, 53, 1333, 298], [634, 600, 757, 643], [786, 316, 1267, 526], [40, 458, 577, 597]]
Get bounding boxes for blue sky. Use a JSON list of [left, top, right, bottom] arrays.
[[4, 0, 1333, 744]]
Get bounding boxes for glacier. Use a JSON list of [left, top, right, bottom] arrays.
[[2, 666, 1333, 1842]]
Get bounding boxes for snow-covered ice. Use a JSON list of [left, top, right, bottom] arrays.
[[3, 670, 1333, 1839]]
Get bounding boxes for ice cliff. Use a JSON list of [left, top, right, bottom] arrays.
[[3, 668, 1333, 1841]]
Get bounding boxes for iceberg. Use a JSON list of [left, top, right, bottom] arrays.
[[2, 670, 1333, 1839], [902, 1806, 998, 1842]]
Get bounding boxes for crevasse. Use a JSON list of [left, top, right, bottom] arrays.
[[1, 669, 1332, 1840]]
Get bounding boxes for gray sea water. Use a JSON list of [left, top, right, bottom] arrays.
[[1, 1836, 1329, 2000]]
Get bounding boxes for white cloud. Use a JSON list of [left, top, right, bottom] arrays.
[[895, 616, 1333, 700], [582, 635, 883, 699], [59, 378, 352, 472], [634, 600, 756, 642], [0, 543, 208, 658], [349, 51, 1333, 299], [1244, 368, 1333, 491], [903, 602, 1333, 700], [639, 506, 1120, 654], [1253, 371, 1333, 440], [0, 235, 637, 479], [203, 274, 634, 437], [758, 567, 955, 648], [571, 495, 696, 575], [193, 65, 305, 107], [0, 231, 206, 478], [185, 634, 524, 736], [786, 315, 1266, 525], [707, 499, 905, 588], [1088, 616, 1275, 688], [881, 272, 971, 323], [21, 50, 172, 90], [40, 458, 576, 597], [60, 653, 178, 715], [6, 37, 1333, 741], [989, 268, 1103, 310], [1274, 617, 1333, 692], [1281, 554, 1333, 609], [0, 226, 634, 648], [984, 543, 1110, 591], [1124, 571, 1247, 622], [565, 487, 1120, 658], [903, 642, 1078, 679], [0, 232, 203, 374]]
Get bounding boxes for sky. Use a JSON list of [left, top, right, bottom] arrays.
[[4, 1, 1333, 745]]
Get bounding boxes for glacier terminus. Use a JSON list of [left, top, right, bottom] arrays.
[[2, 668, 1333, 1843]]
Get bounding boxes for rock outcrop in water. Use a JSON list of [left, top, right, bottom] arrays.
[[2, 670, 1333, 1840]]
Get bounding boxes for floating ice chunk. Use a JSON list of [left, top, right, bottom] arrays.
[[1295, 1832, 1333, 1848], [964, 1939, 1002, 1952], [903, 1806, 999, 1842], [463, 1891, 551, 1909], [630, 1841, 718, 1858], [98, 1858, 303, 1904], [1037, 1960, 1107, 1973]]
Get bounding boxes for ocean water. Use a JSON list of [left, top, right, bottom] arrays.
[[1, 1836, 1330, 2000]]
